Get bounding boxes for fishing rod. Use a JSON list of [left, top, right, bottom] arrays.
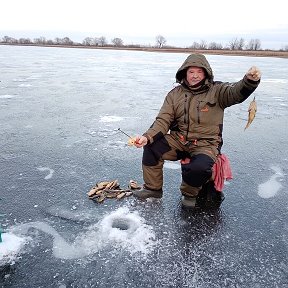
[[117, 128, 133, 139], [117, 128, 139, 145]]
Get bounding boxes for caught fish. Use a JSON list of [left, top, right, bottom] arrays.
[[244, 97, 257, 130]]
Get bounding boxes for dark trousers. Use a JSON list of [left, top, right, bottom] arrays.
[[142, 134, 216, 197]]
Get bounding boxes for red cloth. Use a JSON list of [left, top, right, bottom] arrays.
[[213, 154, 233, 191]]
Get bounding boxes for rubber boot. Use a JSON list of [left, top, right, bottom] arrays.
[[133, 185, 163, 199]]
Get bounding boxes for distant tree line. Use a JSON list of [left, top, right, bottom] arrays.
[[1, 34, 287, 51]]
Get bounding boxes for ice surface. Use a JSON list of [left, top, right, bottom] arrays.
[[258, 166, 284, 198], [164, 161, 181, 170], [0, 45, 287, 288]]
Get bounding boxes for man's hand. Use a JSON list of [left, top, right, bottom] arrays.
[[134, 136, 148, 148], [246, 66, 261, 81]]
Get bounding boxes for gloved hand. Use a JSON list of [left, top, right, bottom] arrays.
[[246, 66, 261, 81]]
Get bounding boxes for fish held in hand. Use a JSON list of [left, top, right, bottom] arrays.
[[244, 97, 257, 130]]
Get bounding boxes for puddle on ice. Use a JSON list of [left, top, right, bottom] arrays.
[[10, 207, 156, 260], [258, 166, 284, 199]]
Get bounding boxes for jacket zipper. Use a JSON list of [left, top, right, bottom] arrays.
[[184, 94, 188, 124], [197, 101, 201, 124], [184, 94, 191, 140]]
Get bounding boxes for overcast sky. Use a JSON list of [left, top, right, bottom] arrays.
[[1, 0, 287, 49]]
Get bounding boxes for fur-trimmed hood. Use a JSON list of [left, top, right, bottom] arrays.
[[175, 54, 214, 83]]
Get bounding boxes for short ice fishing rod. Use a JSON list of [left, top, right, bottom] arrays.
[[117, 128, 139, 145]]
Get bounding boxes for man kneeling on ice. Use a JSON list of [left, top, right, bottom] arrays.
[[132, 53, 261, 209]]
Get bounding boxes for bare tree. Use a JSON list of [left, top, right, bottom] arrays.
[[62, 37, 73, 45], [54, 37, 62, 45], [229, 38, 239, 50], [247, 38, 261, 50], [2, 36, 17, 43], [83, 37, 94, 46], [34, 37, 46, 44], [208, 42, 223, 50], [155, 35, 166, 48], [18, 38, 32, 44], [199, 40, 207, 49], [98, 36, 107, 46], [189, 42, 200, 49], [254, 39, 261, 50], [111, 38, 124, 46], [238, 38, 245, 50]]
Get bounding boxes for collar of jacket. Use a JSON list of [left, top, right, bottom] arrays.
[[182, 79, 211, 94]]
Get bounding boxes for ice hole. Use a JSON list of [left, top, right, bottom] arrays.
[[111, 218, 132, 231]]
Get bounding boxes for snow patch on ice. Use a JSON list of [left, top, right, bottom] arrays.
[[0, 233, 27, 265], [257, 166, 284, 199], [11, 207, 156, 260], [37, 167, 54, 180], [0, 95, 16, 99], [262, 79, 287, 84], [99, 115, 124, 123]]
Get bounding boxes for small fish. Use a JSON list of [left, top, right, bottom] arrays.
[[116, 192, 126, 200], [96, 193, 106, 203], [244, 97, 257, 130]]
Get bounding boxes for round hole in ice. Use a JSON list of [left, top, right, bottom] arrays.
[[110, 217, 138, 233], [111, 218, 130, 230]]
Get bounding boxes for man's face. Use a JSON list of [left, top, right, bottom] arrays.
[[186, 66, 206, 86]]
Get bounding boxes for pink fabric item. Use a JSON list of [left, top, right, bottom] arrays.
[[213, 154, 233, 191]]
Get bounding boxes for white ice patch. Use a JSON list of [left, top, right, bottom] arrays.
[[0, 95, 15, 99], [99, 115, 124, 123], [18, 83, 32, 87], [11, 207, 156, 260], [37, 167, 54, 180], [164, 161, 181, 170], [262, 79, 287, 84], [257, 166, 284, 199], [0, 233, 27, 265]]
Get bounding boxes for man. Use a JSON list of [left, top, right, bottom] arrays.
[[133, 53, 261, 208]]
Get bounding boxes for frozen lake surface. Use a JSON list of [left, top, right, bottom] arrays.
[[0, 45, 287, 287]]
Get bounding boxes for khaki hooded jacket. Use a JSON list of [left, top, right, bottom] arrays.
[[143, 54, 260, 154]]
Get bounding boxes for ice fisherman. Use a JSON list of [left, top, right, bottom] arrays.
[[132, 53, 261, 208]]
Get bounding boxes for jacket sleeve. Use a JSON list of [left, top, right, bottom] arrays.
[[143, 92, 175, 144], [217, 75, 260, 109]]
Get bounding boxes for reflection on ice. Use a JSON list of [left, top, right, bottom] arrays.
[[11, 207, 156, 260], [258, 166, 284, 198]]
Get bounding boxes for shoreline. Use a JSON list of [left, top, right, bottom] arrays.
[[1, 43, 288, 58]]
